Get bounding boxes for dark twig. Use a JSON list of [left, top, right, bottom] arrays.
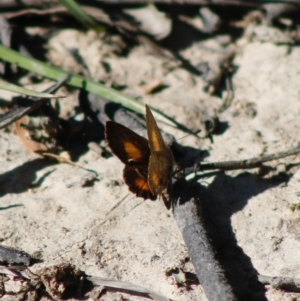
[[218, 68, 234, 113], [173, 179, 237, 301], [0, 245, 31, 267], [196, 144, 300, 171], [258, 274, 300, 293], [0, 75, 70, 130], [174, 144, 300, 299]]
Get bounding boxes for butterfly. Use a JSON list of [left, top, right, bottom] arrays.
[[105, 105, 174, 209]]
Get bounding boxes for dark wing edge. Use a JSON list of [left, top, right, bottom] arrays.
[[123, 165, 156, 200]]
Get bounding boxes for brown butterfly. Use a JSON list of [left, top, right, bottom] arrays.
[[105, 105, 174, 209]]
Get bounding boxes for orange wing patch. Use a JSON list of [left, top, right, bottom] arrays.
[[148, 130, 162, 152], [124, 141, 144, 161], [135, 178, 151, 191]]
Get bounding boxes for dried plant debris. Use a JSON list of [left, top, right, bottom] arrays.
[[0, 263, 172, 301], [17, 104, 68, 155], [140, 79, 164, 94], [38, 264, 85, 300], [0, 264, 87, 301], [1, 78, 73, 156], [14, 109, 70, 154]]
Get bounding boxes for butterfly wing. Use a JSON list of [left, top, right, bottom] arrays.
[[123, 165, 156, 200], [106, 121, 156, 200], [145, 105, 174, 205], [106, 121, 150, 164]]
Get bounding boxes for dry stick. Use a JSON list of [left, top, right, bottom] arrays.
[[197, 144, 300, 171], [218, 66, 234, 113], [174, 145, 300, 300], [87, 276, 172, 301], [173, 179, 237, 301], [258, 274, 300, 293]]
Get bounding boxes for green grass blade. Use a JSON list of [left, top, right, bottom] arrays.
[[0, 45, 178, 127], [59, 0, 105, 32], [0, 79, 64, 98]]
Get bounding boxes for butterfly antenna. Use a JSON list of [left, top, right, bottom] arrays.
[[176, 130, 201, 141]]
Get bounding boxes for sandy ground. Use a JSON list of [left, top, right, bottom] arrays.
[[1, 25, 300, 301]]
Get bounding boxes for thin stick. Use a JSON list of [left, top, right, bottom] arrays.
[[258, 274, 300, 293], [87, 276, 172, 301], [197, 144, 300, 171], [218, 68, 234, 113]]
